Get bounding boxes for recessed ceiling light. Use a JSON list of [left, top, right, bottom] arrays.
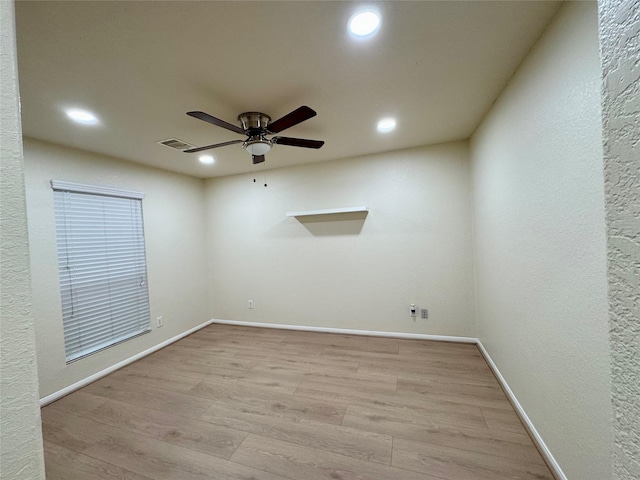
[[65, 108, 99, 125], [348, 9, 381, 37], [377, 117, 396, 133], [199, 155, 215, 165]]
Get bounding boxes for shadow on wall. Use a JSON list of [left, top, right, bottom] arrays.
[[293, 211, 368, 236]]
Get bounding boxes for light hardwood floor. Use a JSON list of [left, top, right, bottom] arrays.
[[41, 324, 554, 480]]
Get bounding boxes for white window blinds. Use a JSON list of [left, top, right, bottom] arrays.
[[51, 180, 151, 362]]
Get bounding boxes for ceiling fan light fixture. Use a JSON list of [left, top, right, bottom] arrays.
[[243, 137, 272, 156]]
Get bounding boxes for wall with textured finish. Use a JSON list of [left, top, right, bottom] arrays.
[[22, 138, 209, 397], [598, 1, 640, 478], [204, 142, 476, 336], [470, 2, 612, 479], [0, 1, 46, 478]]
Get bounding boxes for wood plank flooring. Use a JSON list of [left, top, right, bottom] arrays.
[[41, 324, 553, 480]]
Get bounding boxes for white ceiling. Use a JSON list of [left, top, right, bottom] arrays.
[[15, 1, 560, 178]]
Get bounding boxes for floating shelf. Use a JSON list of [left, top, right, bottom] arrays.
[[286, 206, 368, 217]]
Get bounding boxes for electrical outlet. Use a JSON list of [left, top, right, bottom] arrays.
[[156, 316, 163, 327], [409, 304, 417, 317], [248, 300, 254, 309], [421, 308, 428, 319]]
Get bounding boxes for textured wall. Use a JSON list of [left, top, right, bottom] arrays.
[[23, 138, 209, 397], [470, 2, 612, 479], [598, 0, 640, 478], [0, 1, 46, 478], [205, 142, 476, 337]]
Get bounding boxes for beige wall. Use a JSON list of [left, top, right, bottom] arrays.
[[10, 2, 628, 477], [0, 2, 46, 478], [599, 0, 640, 478], [470, 2, 612, 479], [23, 138, 209, 397], [204, 142, 476, 336]]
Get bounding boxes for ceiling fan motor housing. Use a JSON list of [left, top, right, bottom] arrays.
[[238, 112, 271, 133]]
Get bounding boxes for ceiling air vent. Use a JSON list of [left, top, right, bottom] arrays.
[[157, 138, 195, 151]]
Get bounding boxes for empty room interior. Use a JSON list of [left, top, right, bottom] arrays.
[[2, 1, 638, 480]]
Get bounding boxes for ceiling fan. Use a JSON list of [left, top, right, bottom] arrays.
[[184, 106, 324, 164]]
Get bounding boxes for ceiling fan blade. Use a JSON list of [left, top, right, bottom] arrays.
[[267, 106, 317, 133], [272, 136, 324, 149], [252, 155, 266, 164], [187, 111, 245, 135], [183, 139, 243, 153]]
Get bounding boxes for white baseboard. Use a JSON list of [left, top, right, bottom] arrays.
[[209, 318, 478, 343], [39, 319, 214, 407], [476, 341, 567, 480]]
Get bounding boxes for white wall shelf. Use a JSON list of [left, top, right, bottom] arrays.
[[286, 206, 368, 217]]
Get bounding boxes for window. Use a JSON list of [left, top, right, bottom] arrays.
[[51, 180, 151, 362]]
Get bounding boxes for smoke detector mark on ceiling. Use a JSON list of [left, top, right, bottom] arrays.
[[157, 138, 195, 151]]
